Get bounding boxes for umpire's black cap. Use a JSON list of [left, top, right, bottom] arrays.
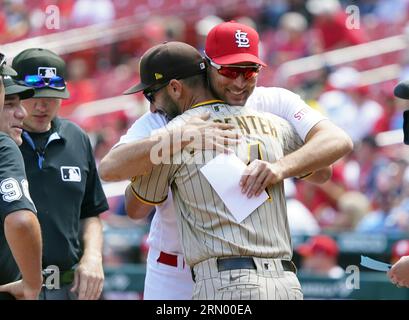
[[4, 76, 35, 100], [124, 41, 206, 95], [12, 48, 70, 99]]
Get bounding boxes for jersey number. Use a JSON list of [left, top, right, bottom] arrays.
[[0, 178, 23, 202]]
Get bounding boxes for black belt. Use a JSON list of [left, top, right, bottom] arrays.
[[191, 257, 296, 282], [217, 257, 296, 273]]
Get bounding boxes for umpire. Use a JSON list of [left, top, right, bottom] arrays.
[[11, 48, 109, 300], [0, 58, 43, 300]]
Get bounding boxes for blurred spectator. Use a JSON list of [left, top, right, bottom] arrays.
[[391, 239, 409, 264], [0, 0, 30, 43], [373, 0, 409, 25], [355, 161, 404, 233], [297, 235, 344, 278], [318, 67, 383, 142], [267, 12, 319, 65], [329, 191, 371, 232], [344, 135, 389, 199], [71, 0, 115, 27], [296, 159, 348, 228], [285, 179, 320, 235], [383, 166, 409, 233], [195, 15, 223, 51], [307, 0, 367, 51], [373, 86, 404, 133], [63, 57, 97, 109]]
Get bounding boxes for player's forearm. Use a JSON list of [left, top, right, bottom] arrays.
[[4, 210, 43, 290], [99, 138, 159, 181], [278, 120, 352, 179], [125, 184, 154, 220], [81, 217, 103, 261], [99, 129, 188, 182]]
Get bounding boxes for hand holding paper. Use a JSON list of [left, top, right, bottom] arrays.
[[200, 153, 269, 223]]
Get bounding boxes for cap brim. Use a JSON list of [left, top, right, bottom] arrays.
[[0, 64, 18, 77], [123, 82, 151, 95], [5, 84, 35, 100], [32, 87, 70, 99], [211, 53, 267, 67], [394, 80, 409, 99]]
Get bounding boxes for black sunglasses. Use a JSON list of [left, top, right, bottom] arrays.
[[143, 82, 169, 104]]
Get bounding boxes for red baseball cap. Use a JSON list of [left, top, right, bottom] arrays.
[[297, 235, 339, 257], [205, 21, 267, 66]]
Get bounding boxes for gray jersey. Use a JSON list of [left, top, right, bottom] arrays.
[[131, 102, 303, 267]]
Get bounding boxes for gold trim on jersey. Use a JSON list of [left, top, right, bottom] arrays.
[[190, 99, 225, 109], [297, 171, 314, 179], [130, 184, 168, 205], [247, 143, 272, 202]]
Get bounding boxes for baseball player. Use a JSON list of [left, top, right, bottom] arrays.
[[387, 80, 409, 287], [127, 41, 334, 300], [0, 60, 42, 300], [99, 22, 352, 299], [11, 48, 109, 300]]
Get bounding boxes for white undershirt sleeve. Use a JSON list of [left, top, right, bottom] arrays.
[[249, 87, 327, 141]]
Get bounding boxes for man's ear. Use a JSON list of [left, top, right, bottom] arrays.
[[167, 79, 183, 99]]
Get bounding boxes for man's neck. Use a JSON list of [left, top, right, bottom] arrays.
[[181, 89, 220, 113]]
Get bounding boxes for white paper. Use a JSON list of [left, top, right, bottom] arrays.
[[360, 255, 392, 272], [200, 153, 269, 223]]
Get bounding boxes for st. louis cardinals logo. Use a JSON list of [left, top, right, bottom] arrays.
[[235, 30, 250, 48]]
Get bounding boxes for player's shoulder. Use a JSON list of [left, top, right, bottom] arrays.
[[53, 117, 95, 150], [55, 117, 87, 136], [249, 86, 301, 101], [135, 111, 168, 129], [0, 132, 20, 156], [0, 133, 25, 169]]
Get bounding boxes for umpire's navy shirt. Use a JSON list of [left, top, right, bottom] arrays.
[[0, 132, 37, 285], [20, 117, 109, 271]]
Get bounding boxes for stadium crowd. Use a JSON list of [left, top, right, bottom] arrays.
[[2, 0, 409, 296]]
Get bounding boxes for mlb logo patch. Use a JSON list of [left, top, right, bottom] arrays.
[[60, 166, 81, 182], [38, 67, 57, 79]]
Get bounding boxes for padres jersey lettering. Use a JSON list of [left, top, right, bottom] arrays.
[[214, 115, 278, 137], [131, 102, 303, 267]]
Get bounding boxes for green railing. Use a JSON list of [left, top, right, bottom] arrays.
[[103, 264, 409, 300]]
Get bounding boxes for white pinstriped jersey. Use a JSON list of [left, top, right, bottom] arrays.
[[131, 102, 304, 267]]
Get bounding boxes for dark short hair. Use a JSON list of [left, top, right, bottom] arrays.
[[180, 73, 207, 90]]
